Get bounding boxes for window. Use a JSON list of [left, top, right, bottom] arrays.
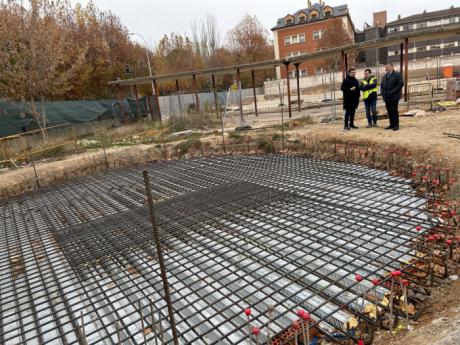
[[444, 43, 456, 48], [416, 22, 427, 29], [313, 31, 322, 40], [285, 34, 305, 45], [403, 24, 413, 31], [325, 10, 332, 18], [430, 44, 441, 50], [300, 69, 307, 77], [299, 14, 307, 23], [388, 27, 398, 33], [417, 46, 427, 51], [315, 67, 324, 75], [394, 50, 400, 55], [449, 17, 457, 24], [310, 10, 319, 21]]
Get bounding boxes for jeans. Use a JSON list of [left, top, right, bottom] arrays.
[[364, 99, 377, 124], [385, 99, 400, 128], [344, 108, 356, 128]]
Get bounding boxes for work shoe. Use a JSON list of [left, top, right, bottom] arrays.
[[343, 126, 350, 131], [366, 124, 373, 128], [392, 127, 399, 131], [385, 126, 393, 130], [373, 123, 378, 127], [350, 125, 358, 129]]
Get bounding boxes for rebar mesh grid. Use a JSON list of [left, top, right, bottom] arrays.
[[0, 155, 434, 345]]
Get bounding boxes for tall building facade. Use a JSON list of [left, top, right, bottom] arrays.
[[271, 1, 355, 79], [386, 6, 460, 63]]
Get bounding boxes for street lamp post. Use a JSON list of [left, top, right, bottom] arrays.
[[129, 32, 155, 120]]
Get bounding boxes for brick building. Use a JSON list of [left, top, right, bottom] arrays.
[[271, 1, 355, 79]]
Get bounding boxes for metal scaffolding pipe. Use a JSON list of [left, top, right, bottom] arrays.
[[294, 63, 301, 112], [251, 70, 259, 117], [404, 37, 409, 102], [284, 63, 292, 118]]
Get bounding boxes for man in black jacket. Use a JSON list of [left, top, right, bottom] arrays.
[[380, 63, 404, 131], [341, 68, 360, 131]]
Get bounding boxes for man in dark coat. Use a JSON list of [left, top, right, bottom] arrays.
[[380, 63, 405, 131], [341, 68, 360, 131]]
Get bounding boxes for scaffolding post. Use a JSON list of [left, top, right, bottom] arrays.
[[284, 62, 292, 119], [404, 38, 409, 102], [251, 70, 259, 117], [294, 63, 301, 112]]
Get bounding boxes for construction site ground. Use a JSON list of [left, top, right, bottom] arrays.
[[2, 108, 459, 194], [0, 107, 459, 344]]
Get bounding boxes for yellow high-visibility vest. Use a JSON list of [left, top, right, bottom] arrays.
[[362, 77, 378, 100]]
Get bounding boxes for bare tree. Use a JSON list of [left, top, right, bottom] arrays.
[[316, 18, 355, 71], [191, 13, 220, 60]]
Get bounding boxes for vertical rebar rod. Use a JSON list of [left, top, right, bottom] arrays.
[[176, 79, 183, 118], [278, 82, 286, 152], [116, 321, 121, 345], [25, 135, 40, 188], [236, 69, 244, 123], [80, 311, 88, 345], [158, 311, 165, 345], [212, 75, 226, 154], [143, 171, 179, 345], [150, 300, 159, 345], [192, 74, 200, 112], [139, 300, 147, 344], [153, 79, 162, 121]]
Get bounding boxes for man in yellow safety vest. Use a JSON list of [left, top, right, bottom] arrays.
[[360, 68, 378, 128]]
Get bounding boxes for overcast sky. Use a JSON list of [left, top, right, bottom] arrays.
[[72, 0, 456, 47]]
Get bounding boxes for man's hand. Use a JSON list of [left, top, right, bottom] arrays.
[[350, 86, 356, 90]]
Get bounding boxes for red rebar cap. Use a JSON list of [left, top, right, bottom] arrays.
[[297, 310, 305, 318], [391, 270, 402, 278], [371, 278, 380, 286], [401, 279, 410, 287], [416, 226, 422, 232], [302, 311, 311, 321], [446, 240, 453, 246], [251, 326, 261, 336], [244, 308, 252, 316], [355, 274, 363, 282], [427, 235, 436, 242], [451, 210, 457, 217], [292, 320, 300, 330]]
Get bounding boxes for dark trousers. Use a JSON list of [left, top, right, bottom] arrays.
[[364, 99, 377, 124], [385, 99, 400, 128], [344, 108, 356, 128]]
